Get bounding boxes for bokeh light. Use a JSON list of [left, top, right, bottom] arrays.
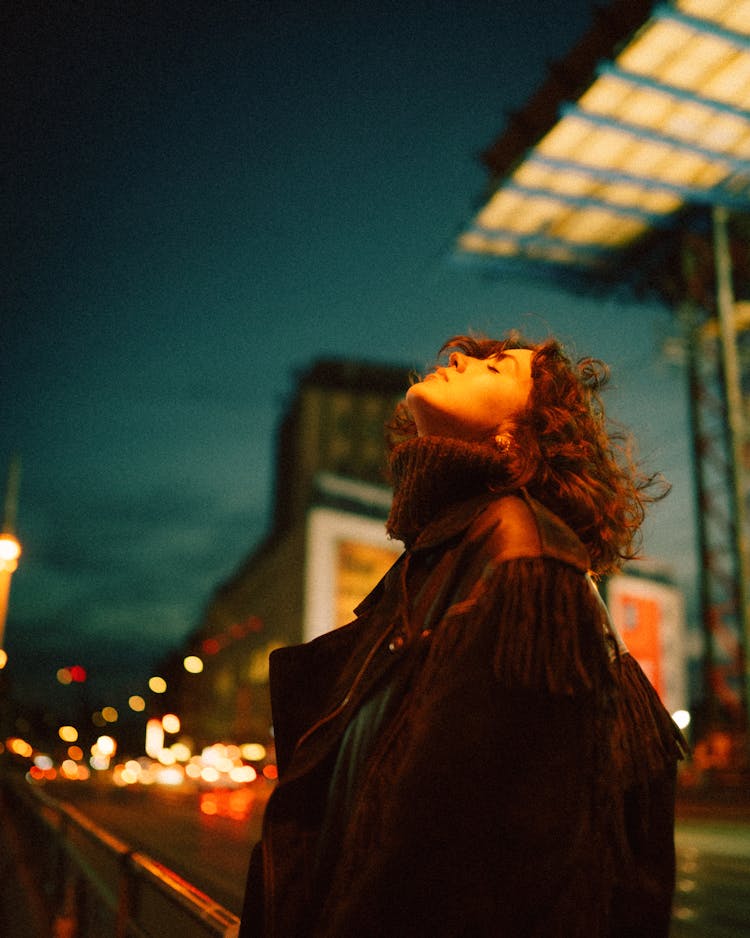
[[183, 655, 204, 674], [241, 743, 267, 762], [162, 713, 180, 734], [672, 709, 691, 731], [94, 735, 116, 757]]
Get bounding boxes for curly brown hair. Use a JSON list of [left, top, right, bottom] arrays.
[[387, 332, 668, 575]]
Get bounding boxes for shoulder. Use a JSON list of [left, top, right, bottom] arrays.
[[470, 491, 590, 572]]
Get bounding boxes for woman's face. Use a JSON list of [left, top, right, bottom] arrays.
[[406, 348, 533, 440]]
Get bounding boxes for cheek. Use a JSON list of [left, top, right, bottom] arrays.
[[477, 384, 526, 427]]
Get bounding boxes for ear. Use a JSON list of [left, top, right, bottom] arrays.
[[495, 433, 512, 454]]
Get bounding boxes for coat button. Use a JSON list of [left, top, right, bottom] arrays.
[[388, 633, 405, 653]]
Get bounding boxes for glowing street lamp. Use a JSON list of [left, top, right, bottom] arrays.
[[0, 534, 20, 569], [0, 532, 21, 657], [0, 455, 22, 661]]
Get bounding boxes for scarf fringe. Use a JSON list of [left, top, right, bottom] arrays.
[[612, 653, 688, 785], [482, 558, 614, 697]]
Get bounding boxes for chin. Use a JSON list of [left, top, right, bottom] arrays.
[[405, 383, 424, 404]]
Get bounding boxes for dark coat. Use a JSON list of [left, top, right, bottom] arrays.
[[240, 491, 683, 938]]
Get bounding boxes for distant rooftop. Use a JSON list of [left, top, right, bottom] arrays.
[[298, 358, 411, 395]]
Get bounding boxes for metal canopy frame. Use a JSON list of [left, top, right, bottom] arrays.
[[459, 0, 750, 279], [457, 0, 750, 742]]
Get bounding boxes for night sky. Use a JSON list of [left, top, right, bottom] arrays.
[[3, 1, 694, 722]]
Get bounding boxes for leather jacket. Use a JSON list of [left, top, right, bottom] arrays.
[[240, 491, 682, 937]]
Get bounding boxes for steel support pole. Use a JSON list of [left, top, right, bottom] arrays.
[[712, 204, 750, 735], [679, 300, 717, 730]]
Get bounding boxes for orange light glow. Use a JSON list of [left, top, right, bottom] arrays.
[[59, 725, 78, 743], [170, 742, 191, 762], [183, 655, 204, 674], [202, 638, 220, 655], [262, 764, 278, 780], [200, 796, 219, 815], [61, 760, 80, 779], [9, 737, 33, 758], [148, 676, 167, 693], [155, 766, 184, 786], [145, 719, 164, 758], [230, 765, 257, 784], [162, 713, 180, 734], [0, 533, 21, 571], [128, 695, 146, 712], [241, 743, 267, 762], [94, 735, 116, 758], [200, 788, 257, 821]]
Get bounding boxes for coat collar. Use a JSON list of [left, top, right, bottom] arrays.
[[389, 488, 590, 568], [408, 492, 491, 552]]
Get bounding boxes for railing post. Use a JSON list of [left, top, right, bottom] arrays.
[[50, 804, 80, 938], [115, 850, 134, 938], [51, 872, 78, 938]]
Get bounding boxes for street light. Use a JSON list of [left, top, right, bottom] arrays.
[[0, 532, 21, 657], [0, 454, 22, 661]]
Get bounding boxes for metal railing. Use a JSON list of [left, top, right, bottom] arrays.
[[1, 773, 241, 938]]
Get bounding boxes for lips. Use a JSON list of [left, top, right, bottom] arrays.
[[421, 367, 450, 384]]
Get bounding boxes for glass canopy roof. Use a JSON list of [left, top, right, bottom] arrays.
[[457, 0, 750, 279]]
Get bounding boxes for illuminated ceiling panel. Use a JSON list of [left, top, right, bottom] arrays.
[[458, 0, 750, 279]]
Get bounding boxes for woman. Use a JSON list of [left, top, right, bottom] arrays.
[[240, 332, 685, 938]]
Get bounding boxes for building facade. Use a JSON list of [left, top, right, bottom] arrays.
[[165, 358, 410, 747]]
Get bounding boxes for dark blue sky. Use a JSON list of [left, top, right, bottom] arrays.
[[3, 1, 694, 717]]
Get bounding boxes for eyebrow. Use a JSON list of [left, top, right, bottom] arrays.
[[487, 352, 514, 369]]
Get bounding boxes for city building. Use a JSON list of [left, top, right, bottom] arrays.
[[165, 358, 410, 746]]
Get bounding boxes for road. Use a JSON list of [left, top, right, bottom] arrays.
[[49, 780, 269, 914], [49, 782, 750, 934], [672, 816, 750, 938]]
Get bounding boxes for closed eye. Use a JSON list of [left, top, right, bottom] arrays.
[[487, 352, 511, 374]]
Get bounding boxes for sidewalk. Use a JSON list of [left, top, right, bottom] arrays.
[[0, 786, 52, 937]]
